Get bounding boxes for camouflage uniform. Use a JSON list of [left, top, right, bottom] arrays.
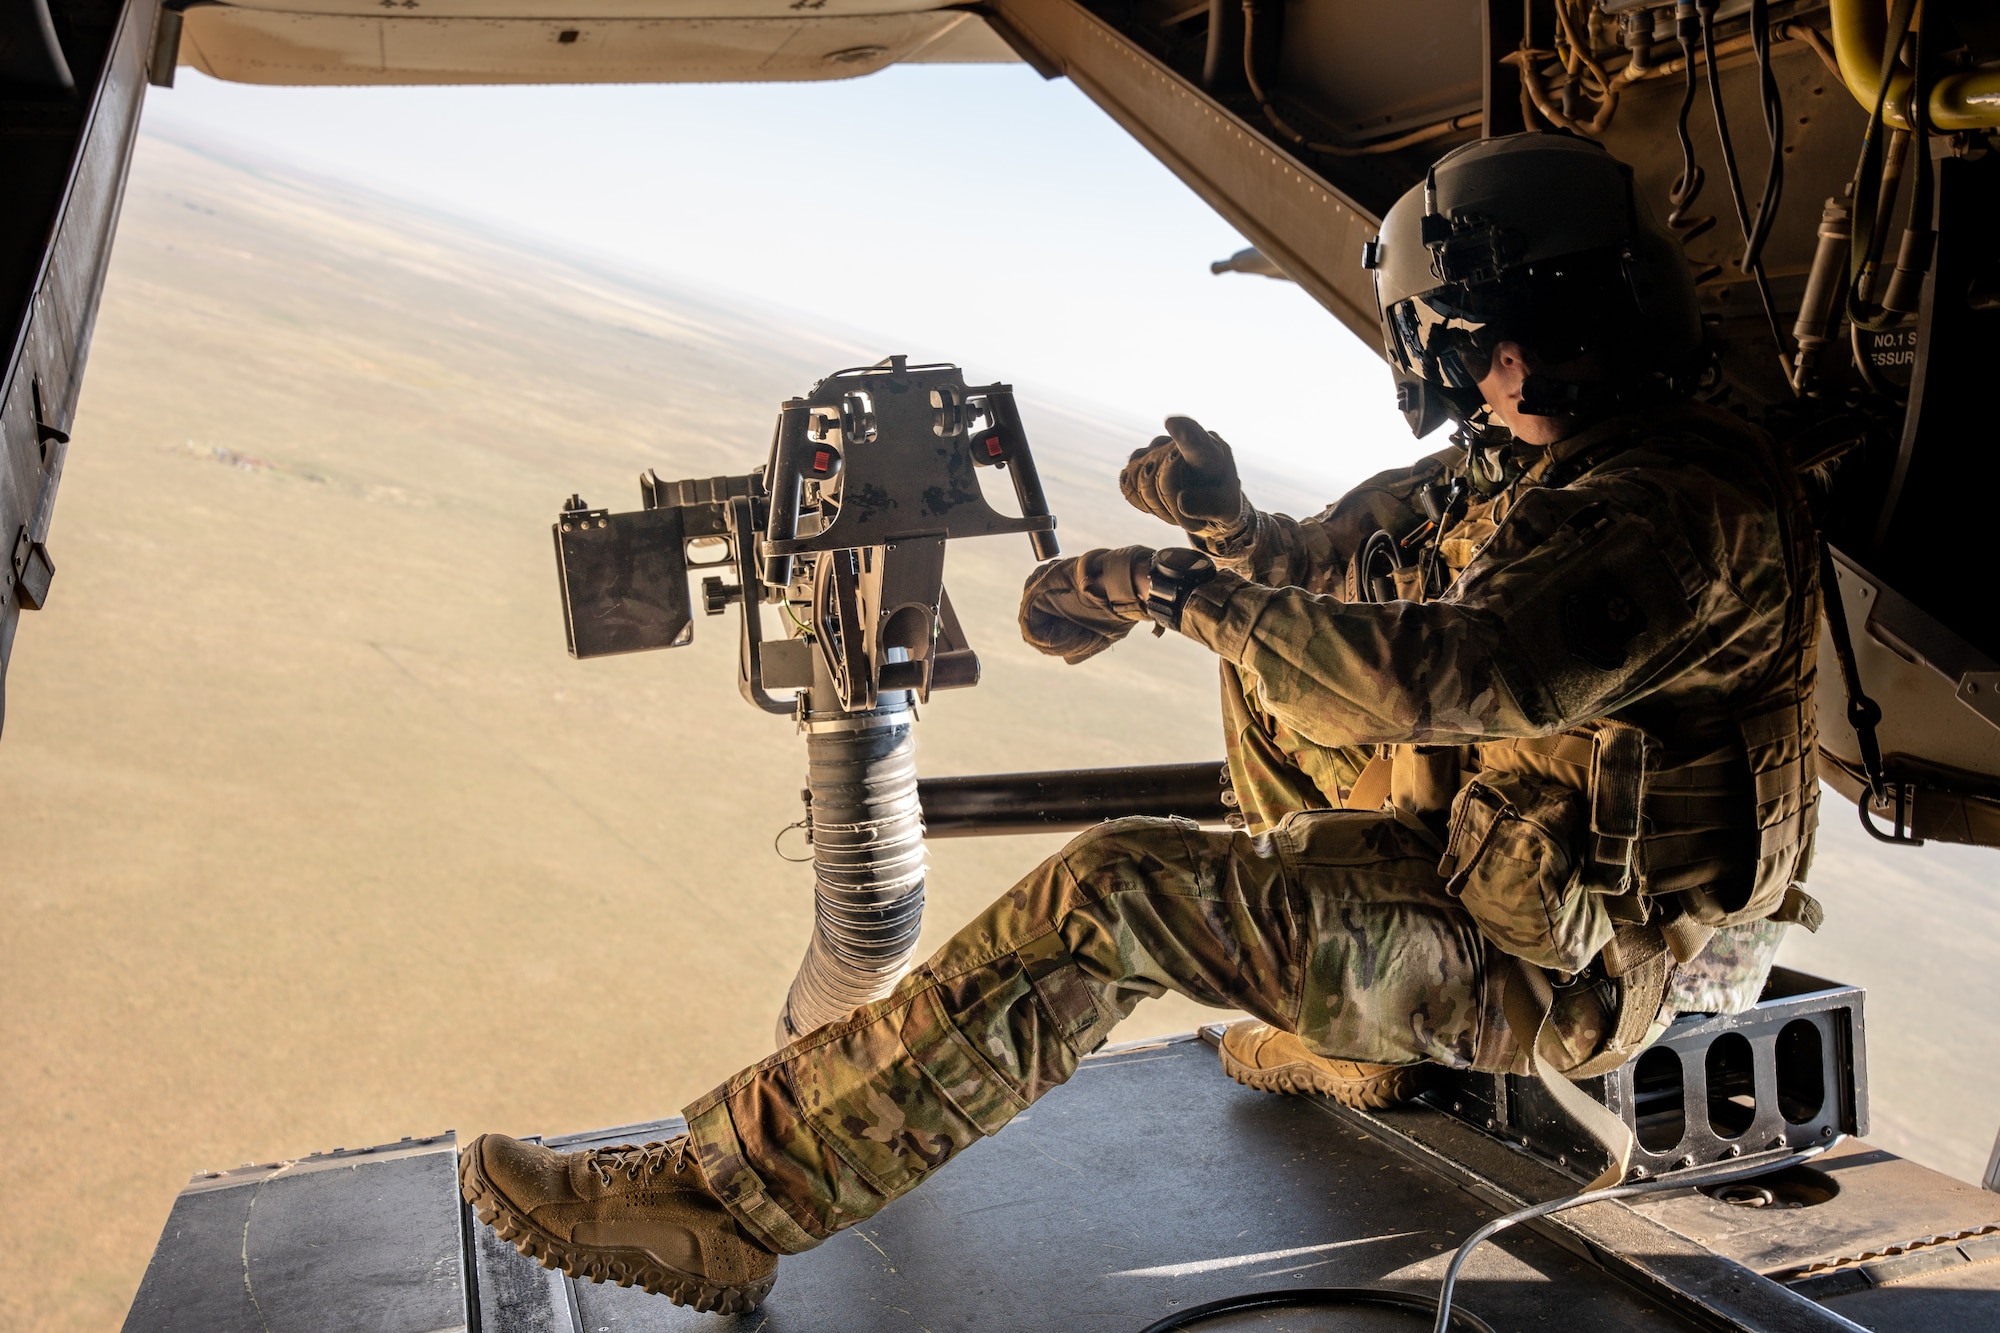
[[683, 403, 1820, 1256]]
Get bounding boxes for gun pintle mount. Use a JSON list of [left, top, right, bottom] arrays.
[[552, 356, 1057, 714], [551, 356, 1064, 1039]]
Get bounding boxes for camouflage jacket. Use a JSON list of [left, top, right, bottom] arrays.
[[1181, 402, 1821, 965]]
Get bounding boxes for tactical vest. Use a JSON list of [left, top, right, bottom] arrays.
[[1349, 410, 1822, 980]]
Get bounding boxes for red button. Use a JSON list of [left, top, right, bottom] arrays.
[[984, 435, 1004, 457], [813, 449, 831, 473]]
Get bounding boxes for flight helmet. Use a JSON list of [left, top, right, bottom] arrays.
[[1366, 133, 1702, 437]]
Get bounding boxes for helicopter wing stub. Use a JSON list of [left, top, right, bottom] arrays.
[[174, 1, 1016, 87]]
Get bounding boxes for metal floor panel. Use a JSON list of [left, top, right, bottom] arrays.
[[1628, 1141, 2000, 1281], [125, 1135, 468, 1333], [128, 1033, 1998, 1332], [477, 1038, 1695, 1332]]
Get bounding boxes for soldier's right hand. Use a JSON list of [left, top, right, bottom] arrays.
[[1120, 416, 1245, 539], [1018, 547, 1152, 665]]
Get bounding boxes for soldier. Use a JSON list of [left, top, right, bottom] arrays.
[[458, 132, 1822, 1314]]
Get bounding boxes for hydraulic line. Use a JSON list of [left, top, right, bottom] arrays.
[[1742, 0, 1785, 273], [1844, 0, 1936, 336], [1829, 0, 2000, 132], [1696, 0, 1791, 375], [1877, 11, 1937, 321], [779, 705, 928, 1040], [1667, 0, 1718, 278], [1508, 17, 1834, 138]]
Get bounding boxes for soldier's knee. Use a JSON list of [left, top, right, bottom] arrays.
[[929, 818, 1210, 978], [1053, 817, 1201, 904]]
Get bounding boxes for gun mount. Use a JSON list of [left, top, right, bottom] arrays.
[[553, 356, 1072, 1038]]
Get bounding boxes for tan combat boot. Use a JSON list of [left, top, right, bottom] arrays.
[[1218, 1020, 1431, 1110], [459, 1132, 779, 1314]]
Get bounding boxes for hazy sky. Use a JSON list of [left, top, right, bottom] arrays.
[[138, 61, 1424, 498]]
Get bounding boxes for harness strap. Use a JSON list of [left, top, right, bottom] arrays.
[[1771, 885, 1826, 932], [1501, 955, 1666, 1190], [1660, 912, 1717, 964], [1597, 921, 1668, 978], [1343, 754, 1394, 811]]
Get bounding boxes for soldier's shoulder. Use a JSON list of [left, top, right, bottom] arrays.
[[1353, 444, 1458, 497], [1314, 445, 1457, 521], [1592, 402, 1783, 503]]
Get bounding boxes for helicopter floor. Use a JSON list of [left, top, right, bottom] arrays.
[[124, 1033, 1998, 1333]]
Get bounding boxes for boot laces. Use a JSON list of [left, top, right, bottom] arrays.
[[584, 1137, 692, 1185]]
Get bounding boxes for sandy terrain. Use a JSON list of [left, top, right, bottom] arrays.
[[0, 131, 1993, 1333]]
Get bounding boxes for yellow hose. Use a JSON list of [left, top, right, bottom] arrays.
[[1829, 0, 2000, 131]]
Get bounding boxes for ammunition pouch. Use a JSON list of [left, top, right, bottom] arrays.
[[1439, 769, 1613, 974], [1576, 701, 1817, 930], [1457, 688, 1818, 971]]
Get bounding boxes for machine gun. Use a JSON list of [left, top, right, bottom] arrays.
[[553, 357, 1057, 709], [551, 356, 1226, 1038]]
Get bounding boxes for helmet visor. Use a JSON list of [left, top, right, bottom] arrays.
[[1387, 250, 1634, 394]]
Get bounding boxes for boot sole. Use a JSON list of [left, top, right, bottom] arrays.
[[1219, 1043, 1427, 1111], [458, 1144, 776, 1315]]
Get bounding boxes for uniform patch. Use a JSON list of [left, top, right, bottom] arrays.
[[1562, 571, 1648, 670]]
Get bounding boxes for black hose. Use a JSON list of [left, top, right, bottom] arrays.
[[780, 709, 927, 1038], [1667, 4, 1717, 264], [1875, 7, 1936, 319], [1742, 0, 1785, 272], [1845, 0, 1920, 332], [1136, 1286, 1494, 1333], [1695, 0, 1790, 371]]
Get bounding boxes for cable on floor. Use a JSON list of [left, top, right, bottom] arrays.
[[1133, 1143, 1834, 1333]]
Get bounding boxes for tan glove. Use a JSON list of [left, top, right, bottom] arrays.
[[1018, 546, 1152, 665], [1119, 416, 1245, 540]]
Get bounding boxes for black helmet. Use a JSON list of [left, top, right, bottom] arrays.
[[1366, 133, 1702, 437]]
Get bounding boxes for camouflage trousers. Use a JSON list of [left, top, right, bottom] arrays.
[[680, 662, 1642, 1255]]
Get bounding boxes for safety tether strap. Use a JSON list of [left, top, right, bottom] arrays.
[[1502, 960, 1642, 1192]]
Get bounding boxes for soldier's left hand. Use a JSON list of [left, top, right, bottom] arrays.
[[1018, 547, 1153, 665], [1119, 417, 1244, 537]]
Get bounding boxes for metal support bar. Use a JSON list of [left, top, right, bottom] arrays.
[[985, 0, 1384, 348], [917, 761, 1230, 836], [1, 0, 159, 731]]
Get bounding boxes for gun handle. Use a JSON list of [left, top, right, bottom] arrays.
[[732, 497, 797, 716], [762, 400, 811, 585], [986, 388, 1060, 561]]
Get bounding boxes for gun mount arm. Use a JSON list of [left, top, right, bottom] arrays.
[[729, 495, 795, 717], [916, 761, 1235, 837]]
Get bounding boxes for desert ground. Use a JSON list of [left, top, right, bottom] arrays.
[[1, 129, 1994, 1333]]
